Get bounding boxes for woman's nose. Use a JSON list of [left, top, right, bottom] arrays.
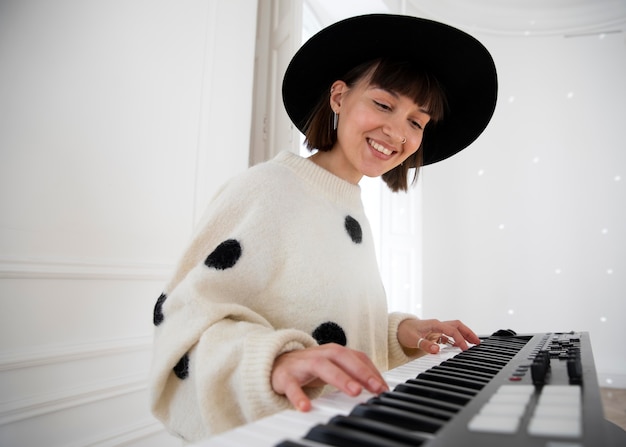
[[383, 118, 406, 145]]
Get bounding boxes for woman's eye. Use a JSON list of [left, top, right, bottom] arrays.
[[411, 120, 424, 130], [373, 100, 391, 111]]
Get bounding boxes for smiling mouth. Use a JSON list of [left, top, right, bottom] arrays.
[[368, 138, 394, 156]]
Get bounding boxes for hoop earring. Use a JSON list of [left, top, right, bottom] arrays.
[[332, 111, 338, 130]]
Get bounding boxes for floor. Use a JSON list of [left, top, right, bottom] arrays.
[[601, 387, 626, 431]]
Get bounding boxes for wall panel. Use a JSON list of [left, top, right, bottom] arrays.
[[0, 0, 258, 445]]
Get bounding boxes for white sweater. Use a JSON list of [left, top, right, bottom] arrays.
[[150, 151, 420, 442]]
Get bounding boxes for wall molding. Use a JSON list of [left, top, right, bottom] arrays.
[[0, 335, 152, 372], [0, 255, 173, 280], [65, 418, 171, 447], [0, 336, 155, 425], [0, 371, 148, 426]]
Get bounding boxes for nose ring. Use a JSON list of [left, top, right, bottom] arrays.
[[401, 137, 407, 144]]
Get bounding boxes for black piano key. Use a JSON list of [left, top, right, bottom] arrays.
[[350, 402, 444, 433], [394, 381, 472, 405], [428, 363, 495, 383], [476, 338, 524, 349], [460, 345, 515, 357], [441, 358, 503, 375], [483, 335, 528, 345], [475, 349, 517, 357], [429, 365, 495, 383], [366, 395, 456, 421], [407, 377, 479, 396], [416, 371, 488, 390], [430, 366, 494, 382], [475, 340, 525, 353], [429, 364, 494, 380], [379, 390, 464, 413], [276, 440, 331, 447], [455, 351, 511, 365], [305, 419, 420, 447], [323, 415, 432, 445]]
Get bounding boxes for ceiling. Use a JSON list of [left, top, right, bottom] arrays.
[[306, 0, 626, 37]]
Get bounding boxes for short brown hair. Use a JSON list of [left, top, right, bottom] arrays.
[[303, 58, 447, 192]]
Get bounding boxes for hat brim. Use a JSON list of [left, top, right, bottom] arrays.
[[282, 14, 498, 166]]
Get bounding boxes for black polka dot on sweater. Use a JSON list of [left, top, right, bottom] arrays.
[[173, 353, 189, 380], [153, 293, 167, 326], [344, 216, 362, 244], [204, 239, 242, 270], [312, 322, 347, 346]]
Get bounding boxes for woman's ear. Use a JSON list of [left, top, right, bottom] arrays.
[[329, 80, 347, 113]]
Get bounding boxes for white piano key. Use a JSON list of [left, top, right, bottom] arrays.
[[385, 348, 461, 386], [312, 389, 372, 414], [195, 410, 322, 446], [259, 409, 328, 435]]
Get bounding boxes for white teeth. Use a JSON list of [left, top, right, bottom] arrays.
[[368, 139, 392, 156]]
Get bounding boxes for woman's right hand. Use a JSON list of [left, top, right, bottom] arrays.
[[270, 343, 388, 411]]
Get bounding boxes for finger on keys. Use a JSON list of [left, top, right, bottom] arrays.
[[284, 382, 312, 412], [324, 347, 388, 395], [438, 334, 455, 347], [443, 320, 480, 350], [418, 336, 440, 354]]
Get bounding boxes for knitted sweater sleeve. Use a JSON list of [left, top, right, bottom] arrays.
[[149, 173, 322, 442], [387, 312, 426, 370]]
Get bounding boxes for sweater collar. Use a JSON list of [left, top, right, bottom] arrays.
[[272, 151, 363, 209]]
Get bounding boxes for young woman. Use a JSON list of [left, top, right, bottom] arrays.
[[150, 14, 498, 443]]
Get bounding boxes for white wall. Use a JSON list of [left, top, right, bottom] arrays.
[[422, 22, 626, 387], [0, 1, 257, 446]]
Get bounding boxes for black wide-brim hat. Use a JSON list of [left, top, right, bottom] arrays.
[[282, 14, 498, 166]]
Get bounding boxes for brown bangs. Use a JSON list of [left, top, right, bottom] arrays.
[[367, 59, 447, 123]]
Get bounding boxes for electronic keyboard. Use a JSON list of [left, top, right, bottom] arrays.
[[195, 331, 616, 446]]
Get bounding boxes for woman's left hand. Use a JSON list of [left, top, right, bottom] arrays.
[[397, 318, 481, 354]]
